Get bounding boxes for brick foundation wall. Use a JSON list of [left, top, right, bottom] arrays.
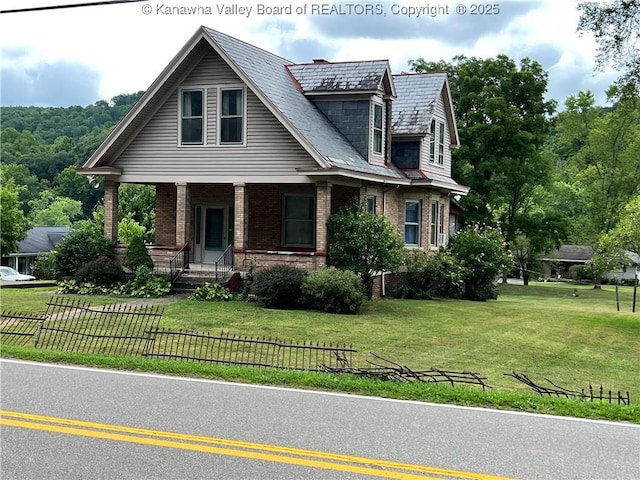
[[234, 251, 327, 272]]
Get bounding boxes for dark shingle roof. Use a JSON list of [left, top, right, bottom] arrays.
[[16, 226, 70, 254], [392, 73, 447, 135], [204, 28, 404, 179], [287, 61, 390, 93]]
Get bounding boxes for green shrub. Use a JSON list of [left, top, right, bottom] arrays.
[[122, 266, 170, 298], [56, 279, 80, 294], [32, 253, 59, 280], [54, 229, 114, 277], [121, 235, 154, 273], [393, 250, 464, 300], [302, 267, 364, 314], [190, 282, 233, 301], [448, 225, 513, 301], [74, 256, 125, 286], [252, 264, 307, 309]]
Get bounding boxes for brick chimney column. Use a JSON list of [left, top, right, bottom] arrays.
[[103, 181, 119, 242]]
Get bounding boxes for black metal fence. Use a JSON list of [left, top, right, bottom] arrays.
[[504, 371, 631, 405], [0, 296, 354, 371], [143, 330, 355, 371]]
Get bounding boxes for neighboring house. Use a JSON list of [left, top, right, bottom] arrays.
[[78, 27, 468, 274], [1, 226, 70, 275], [540, 245, 639, 282]]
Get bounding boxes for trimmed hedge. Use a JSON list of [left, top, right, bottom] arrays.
[[302, 267, 364, 314]]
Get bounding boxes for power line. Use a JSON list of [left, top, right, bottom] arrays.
[[1, 0, 148, 14]]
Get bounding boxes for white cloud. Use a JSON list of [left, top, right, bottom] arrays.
[[0, 0, 623, 106]]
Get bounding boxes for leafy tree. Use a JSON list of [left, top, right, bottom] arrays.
[[557, 93, 640, 242], [118, 214, 147, 244], [0, 177, 29, 256], [53, 166, 103, 217], [54, 228, 114, 277], [448, 225, 514, 301], [328, 201, 405, 299], [28, 191, 82, 226], [577, 0, 640, 96], [409, 55, 556, 249], [0, 163, 48, 215], [118, 184, 155, 241]]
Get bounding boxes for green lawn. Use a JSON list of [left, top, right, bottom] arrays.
[[2, 282, 638, 418], [152, 282, 639, 399]]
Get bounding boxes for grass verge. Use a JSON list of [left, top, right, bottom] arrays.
[[1, 282, 638, 423], [2, 345, 638, 424]]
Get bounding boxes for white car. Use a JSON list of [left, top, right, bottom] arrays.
[[0, 266, 36, 282]]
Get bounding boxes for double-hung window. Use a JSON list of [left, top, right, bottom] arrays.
[[429, 119, 436, 163], [283, 195, 315, 247], [373, 103, 383, 155], [430, 201, 447, 245], [181, 89, 204, 145], [404, 200, 420, 246], [366, 195, 377, 214], [438, 121, 445, 165], [220, 88, 244, 144]]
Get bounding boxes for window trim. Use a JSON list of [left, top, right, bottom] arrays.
[[429, 119, 436, 163], [430, 201, 439, 247], [218, 85, 247, 146], [404, 200, 421, 246], [282, 194, 316, 248], [372, 102, 384, 156], [179, 87, 206, 146], [438, 121, 445, 165]]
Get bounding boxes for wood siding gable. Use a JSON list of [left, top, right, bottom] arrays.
[[112, 50, 317, 183]]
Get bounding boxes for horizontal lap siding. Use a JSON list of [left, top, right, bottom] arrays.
[[420, 95, 452, 177], [113, 49, 317, 181]]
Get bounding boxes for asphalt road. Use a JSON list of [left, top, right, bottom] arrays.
[[1, 359, 638, 480]]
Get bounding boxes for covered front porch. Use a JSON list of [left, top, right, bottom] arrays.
[[103, 180, 360, 276]]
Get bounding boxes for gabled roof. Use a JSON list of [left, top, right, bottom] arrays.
[[391, 73, 459, 147], [82, 26, 404, 181], [540, 245, 595, 263], [14, 226, 70, 255], [287, 60, 396, 96]]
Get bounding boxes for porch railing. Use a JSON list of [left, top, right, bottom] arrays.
[[214, 244, 234, 282], [169, 242, 190, 283]]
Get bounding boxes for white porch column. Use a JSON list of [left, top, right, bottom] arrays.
[[233, 182, 248, 251], [103, 181, 119, 242], [316, 182, 332, 254]]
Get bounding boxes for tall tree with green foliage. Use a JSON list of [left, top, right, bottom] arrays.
[[555, 92, 640, 243], [577, 0, 640, 96], [409, 55, 558, 250], [328, 201, 405, 299], [28, 191, 83, 226], [0, 177, 29, 256]]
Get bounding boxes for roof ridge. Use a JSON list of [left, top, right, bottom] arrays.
[[290, 59, 390, 67], [202, 26, 295, 65]]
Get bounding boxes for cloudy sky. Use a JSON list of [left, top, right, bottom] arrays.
[[0, 0, 620, 108]]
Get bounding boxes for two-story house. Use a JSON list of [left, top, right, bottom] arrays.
[[78, 27, 468, 277]]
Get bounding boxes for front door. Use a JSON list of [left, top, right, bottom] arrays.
[[194, 205, 230, 264]]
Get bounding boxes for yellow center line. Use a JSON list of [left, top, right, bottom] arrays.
[[1, 410, 514, 480]]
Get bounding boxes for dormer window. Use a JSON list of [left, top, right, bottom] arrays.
[[373, 103, 383, 155], [181, 89, 204, 145]]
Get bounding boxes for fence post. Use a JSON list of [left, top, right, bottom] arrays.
[[33, 319, 44, 348]]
